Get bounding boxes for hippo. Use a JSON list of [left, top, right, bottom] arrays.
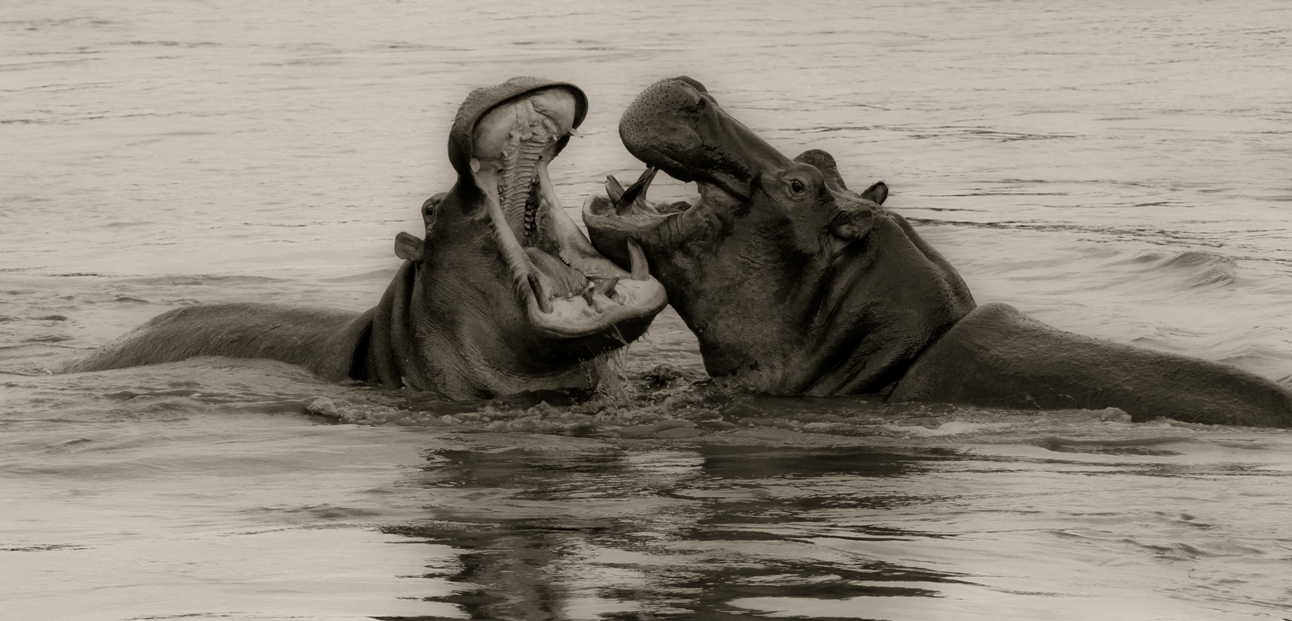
[[583, 76, 1292, 426], [66, 77, 668, 400]]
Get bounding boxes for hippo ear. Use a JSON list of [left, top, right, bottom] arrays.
[[861, 181, 888, 205], [394, 232, 424, 262], [793, 149, 849, 192]]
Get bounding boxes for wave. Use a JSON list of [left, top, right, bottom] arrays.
[[120, 275, 285, 286], [319, 268, 399, 283], [1120, 249, 1237, 289]]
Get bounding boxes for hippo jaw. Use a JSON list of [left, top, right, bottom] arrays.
[[379, 80, 671, 398], [466, 86, 667, 345], [584, 77, 975, 396]]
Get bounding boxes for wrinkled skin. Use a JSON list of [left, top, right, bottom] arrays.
[[587, 77, 974, 396], [67, 77, 668, 400], [584, 76, 1292, 426]]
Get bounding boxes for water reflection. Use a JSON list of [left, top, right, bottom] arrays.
[[385, 445, 966, 620]]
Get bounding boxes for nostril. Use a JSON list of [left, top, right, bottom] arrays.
[[830, 207, 875, 241]]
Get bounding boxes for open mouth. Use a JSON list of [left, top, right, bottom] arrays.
[[469, 88, 667, 339], [582, 159, 743, 260]]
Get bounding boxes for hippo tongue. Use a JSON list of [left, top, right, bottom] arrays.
[[527, 247, 589, 298]]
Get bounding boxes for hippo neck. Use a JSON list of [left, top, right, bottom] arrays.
[[659, 232, 835, 394], [358, 188, 605, 398], [360, 259, 605, 398], [797, 217, 976, 396], [664, 216, 973, 397]]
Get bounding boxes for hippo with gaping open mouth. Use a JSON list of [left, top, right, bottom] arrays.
[[583, 76, 1292, 426], [67, 77, 668, 399]]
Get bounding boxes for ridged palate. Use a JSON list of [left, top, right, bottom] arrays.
[[497, 102, 560, 239]]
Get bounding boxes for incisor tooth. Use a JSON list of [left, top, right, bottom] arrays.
[[605, 175, 625, 202], [594, 276, 619, 298]]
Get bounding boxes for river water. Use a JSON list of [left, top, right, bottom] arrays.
[[3, 1, 1292, 619]]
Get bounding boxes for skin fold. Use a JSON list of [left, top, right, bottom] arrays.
[[66, 77, 668, 400], [583, 76, 1292, 426]]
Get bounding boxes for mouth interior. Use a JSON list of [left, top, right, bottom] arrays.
[[585, 161, 738, 235], [469, 88, 666, 338]]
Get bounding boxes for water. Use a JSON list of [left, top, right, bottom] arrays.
[[3, 1, 1292, 619]]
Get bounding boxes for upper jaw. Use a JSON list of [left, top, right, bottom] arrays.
[[618, 77, 791, 203], [582, 159, 745, 266], [468, 89, 667, 341]]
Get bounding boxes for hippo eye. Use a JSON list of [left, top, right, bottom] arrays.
[[422, 194, 444, 216], [789, 179, 805, 194]]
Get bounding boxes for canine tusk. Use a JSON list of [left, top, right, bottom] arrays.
[[617, 166, 657, 215], [626, 238, 649, 281], [529, 273, 553, 314], [605, 175, 626, 202]]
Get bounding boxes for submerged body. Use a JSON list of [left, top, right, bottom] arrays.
[[67, 77, 668, 399], [892, 304, 1292, 426], [584, 76, 1292, 426], [64, 303, 371, 382]]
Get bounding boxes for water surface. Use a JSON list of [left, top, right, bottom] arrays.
[[3, 1, 1291, 619]]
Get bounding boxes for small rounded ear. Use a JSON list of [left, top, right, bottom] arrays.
[[794, 149, 849, 192], [394, 232, 424, 262], [862, 181, 888, 205], [829, 205, 875, 241]]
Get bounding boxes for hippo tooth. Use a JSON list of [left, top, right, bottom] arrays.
[[626, 238, 649, 281], [594, 275, 619, 298], [617, 166, 657, 215], [605, 175, 625, 202], [528, 273, 553, 314], [469, 157, 480, 173]]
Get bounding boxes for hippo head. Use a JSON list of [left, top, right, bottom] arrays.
[[583, 77, 975, 395], [390, 77, 667, 398]]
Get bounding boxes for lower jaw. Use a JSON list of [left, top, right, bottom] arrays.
[[471, 160, 666, 343]]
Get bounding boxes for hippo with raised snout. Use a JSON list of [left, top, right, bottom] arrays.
[[583, 76, 1292, 426], [67, 77, 668, 399]]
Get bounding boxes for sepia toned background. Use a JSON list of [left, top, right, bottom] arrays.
[[3, 1, 1291, 619]]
